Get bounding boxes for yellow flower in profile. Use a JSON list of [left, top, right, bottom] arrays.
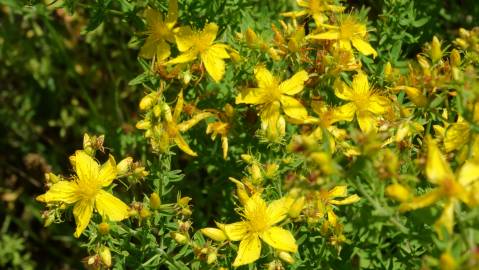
[[333, 72, 390, 133], [307, 15, 377, 57], [163, 91, 213, 156], [315, 185, 360, 227], [399, 137, 479, 237], [36, 151, 129, 238], [282, 0, 345, 25], [139, 0, 178, 60], [168, 23, 230, 82], [235, 66, 309, 137], [218, 194, 297, 267]]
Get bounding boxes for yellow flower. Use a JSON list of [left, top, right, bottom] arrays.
[[315, 185, 360, 227], [218, 194, 297, 267], [36, 151, 129, 238], [139, 0, 178, 60], [168, 23, 230, 82], [162, 91, 213, 156], [333, 72, 390, 133], [236, 66, 309, 137], [307, 15, 377, 57], [399, 137, 479, 237], [282, 0, 345, 25]]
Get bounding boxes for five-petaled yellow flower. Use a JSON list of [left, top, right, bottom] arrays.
[[168, 23, 230, 82], [307, 15, 377, 57], [282, 0, 345, 25], [217, 194, 297, 267], [36, 151, 129, 238], [399, 137, 479, 237], [334, 72, 390, 133], [163, 91, 213, 156], [139, 0, 178, 60], [236, 66, 309, 137]]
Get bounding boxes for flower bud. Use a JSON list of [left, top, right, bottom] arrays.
[[431, 36, 442, 62], [207, 251, 217, 264], [116, 157, 133, 175], [245, 28, 259, 48], [288, 196, 305, 218], [224, 103, 234, 118], [440, 251, 457, 270], [150, 192, 161, 209], [136, 120, 151, 130], [278, 251, 295, 264], [384, 62, 392, 79], [140, 208, 151, 219], [200, 228, 227, 241], [139, 92, 157, 111], [229, 51, 242, 63], [45, 172, 60, 184], [249, 163, 263, 184], [171, 232, 188, 244], [98, 222, 110, 235], [99, 246, 112, 267], [153, 104, 162, 117], [385, 183, 410, 202], [450, 49, 461, 67]]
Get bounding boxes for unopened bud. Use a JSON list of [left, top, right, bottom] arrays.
[[289, 196, 305, 218], [450, 49, 461, 67], [245, 28, 259, 48], [139, 92, 157, 111], [150, 192, 161, 209], [140, 208, 151, 219], [99, 246, 112, 267], [116, 157, 133, 175], [278, 251, 295, 264], [431, 36, 442, 62], [98, 222, 110, 235], [200, 228, 227, 241], [136, 120, 151, 130], [386, 183, 410, 202], [171, 232, 188, 244]]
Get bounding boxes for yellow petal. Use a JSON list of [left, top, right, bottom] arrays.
[[357, 110, 377, 133], [173, 90, 184, 122], [266, 198, 288, 226], [458, 161, 479, 187], [260, 101, 281, 133], [174, 26, 194, 51], [174, 135, 197, 156], [426, 137, 454, 184], [328, 185, 347, 198], [232, 234, 262, 267], [200, 227, 227, 241], [73, 199, 94, 238], [444, 123, 470, 153], [280, 95, 308, 120], [75, 150, 100, 183], [201, 46, 228, 82], [254, 66, 276, 88], [278, 70, 308, 95], [38, 181, 80, 204], [333, 103, 356, 122], [199, 23, 219, 46], [351, 72, 370, 96], [327, 209, 338, 226], [367, 95, 389, 115], [260, 226, 297, 252], [307, 30, 340, 40], [333, 79, 354, 101], [165, 0, 178, 28], [156, 40, 171, 61], [235, 88, 267, 105], [385, 183, 411, 202], [399, 189, 442, 212], [95, 190, 129, 221], [177, 112, 213, 132], [139, 36, 158, 59], [167, 50, 198, 65], [434, 199, 455, 237], [218, 221, 249, 241], [144, 9, 163, 26], [244, 193, 268, 220], [98, 155, 117, 187], [351, 38, 377, 57], [330, 194, 360, 205]]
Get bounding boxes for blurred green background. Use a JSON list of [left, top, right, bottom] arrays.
[[1, 0, 478, 269]]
